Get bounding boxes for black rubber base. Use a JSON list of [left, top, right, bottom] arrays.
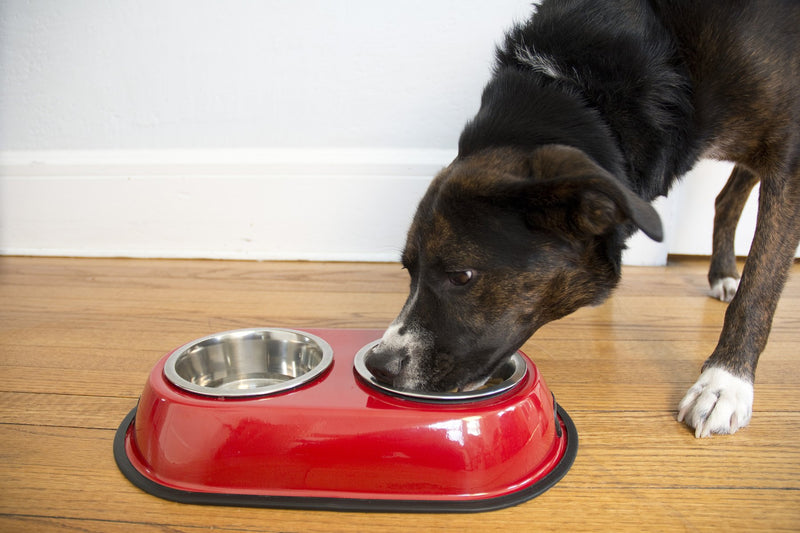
[[114, 404, 578, 513]]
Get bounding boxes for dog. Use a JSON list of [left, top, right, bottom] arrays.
[[366, 0, 799, 438]]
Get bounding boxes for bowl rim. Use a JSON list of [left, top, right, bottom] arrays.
[[353, 339, 527, 402], [163, 327, 334, 398]]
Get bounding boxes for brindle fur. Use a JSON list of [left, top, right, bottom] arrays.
[[368, 0, 799, 435]]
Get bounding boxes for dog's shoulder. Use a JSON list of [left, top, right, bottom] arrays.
[[478, 0, 697, 200]]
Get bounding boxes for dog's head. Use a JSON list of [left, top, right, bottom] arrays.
[[367, 144, 662, 392]]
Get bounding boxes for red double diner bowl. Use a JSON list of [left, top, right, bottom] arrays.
[[114, 328, 577, 512]]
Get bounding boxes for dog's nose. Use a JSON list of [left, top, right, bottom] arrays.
[[365, 344, 407, 384]]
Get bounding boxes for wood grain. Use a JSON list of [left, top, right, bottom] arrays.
[[1, 256, 798, 532]]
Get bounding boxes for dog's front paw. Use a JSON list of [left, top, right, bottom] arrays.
[[709, 276, 739, 302], [677, 366, 753, 438]]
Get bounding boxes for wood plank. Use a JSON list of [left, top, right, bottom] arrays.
[[1, 491, 798, 533], [0, 515, 204, 533], [3, 415, 798, 494], [1, 256, 799, 532]]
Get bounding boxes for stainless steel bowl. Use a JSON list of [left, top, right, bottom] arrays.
[[164, 328, 333, 397], [353, 340, 527, 402]]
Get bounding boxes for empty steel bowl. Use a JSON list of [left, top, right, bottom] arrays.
[[354, 339, 527, 401], [163, 328, 333, 397]]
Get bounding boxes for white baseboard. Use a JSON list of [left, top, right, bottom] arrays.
[[0, 148, 724, 265], [0, 148, 455, 262]]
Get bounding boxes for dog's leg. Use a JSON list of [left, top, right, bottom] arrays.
[[708, 165, 760, 302], [679, 170, 800, 437]]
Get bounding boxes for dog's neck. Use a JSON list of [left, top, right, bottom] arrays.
[[458, 67, 626, 183], [463, 0, 702, 203]]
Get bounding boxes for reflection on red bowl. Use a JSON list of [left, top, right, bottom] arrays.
[[114, 328, 577, 512]]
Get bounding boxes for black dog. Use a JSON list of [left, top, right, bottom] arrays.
[[366, 0, 799, 437]]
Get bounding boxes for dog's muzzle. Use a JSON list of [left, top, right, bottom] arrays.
[[363, 343, 408, 385]]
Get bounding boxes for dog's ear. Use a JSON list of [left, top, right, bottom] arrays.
[[524, 145, 663, 242]]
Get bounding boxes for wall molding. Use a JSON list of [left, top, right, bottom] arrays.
[[1, 149, 764, 265], [0, 148, 455, 262]]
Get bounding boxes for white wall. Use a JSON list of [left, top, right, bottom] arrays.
[[0, 0, 533, 151], [0, 1, 780, 264]]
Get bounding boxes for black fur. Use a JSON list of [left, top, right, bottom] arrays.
[[369, 0, 799, 436], [468, 0, 699, 201]]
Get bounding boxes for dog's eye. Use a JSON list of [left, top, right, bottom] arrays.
[[447, 270, 474, 286]]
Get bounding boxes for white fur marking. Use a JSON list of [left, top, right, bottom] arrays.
[[378, 284, 434, 389], [379, 322, 430, 358], [514, 45, 578, 83], [677, 367, 753, 438], [709, 276, 739, 302], [516, 46, 561, 78], [381, 282, 420, 349], [380, 323, 431, 390]]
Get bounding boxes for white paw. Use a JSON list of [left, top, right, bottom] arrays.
[[677, 367, 753, 438], [709, 277, 739, 302]]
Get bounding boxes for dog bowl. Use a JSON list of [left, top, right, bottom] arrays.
[[354, 339, 528, 401], [115, 328, 577, 512], [163, 328, 333, 397]]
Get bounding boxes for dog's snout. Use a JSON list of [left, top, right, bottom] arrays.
[[365, 344, 408, 385]]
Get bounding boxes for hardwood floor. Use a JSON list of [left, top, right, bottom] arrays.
[[1, 256, 798, 532]]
